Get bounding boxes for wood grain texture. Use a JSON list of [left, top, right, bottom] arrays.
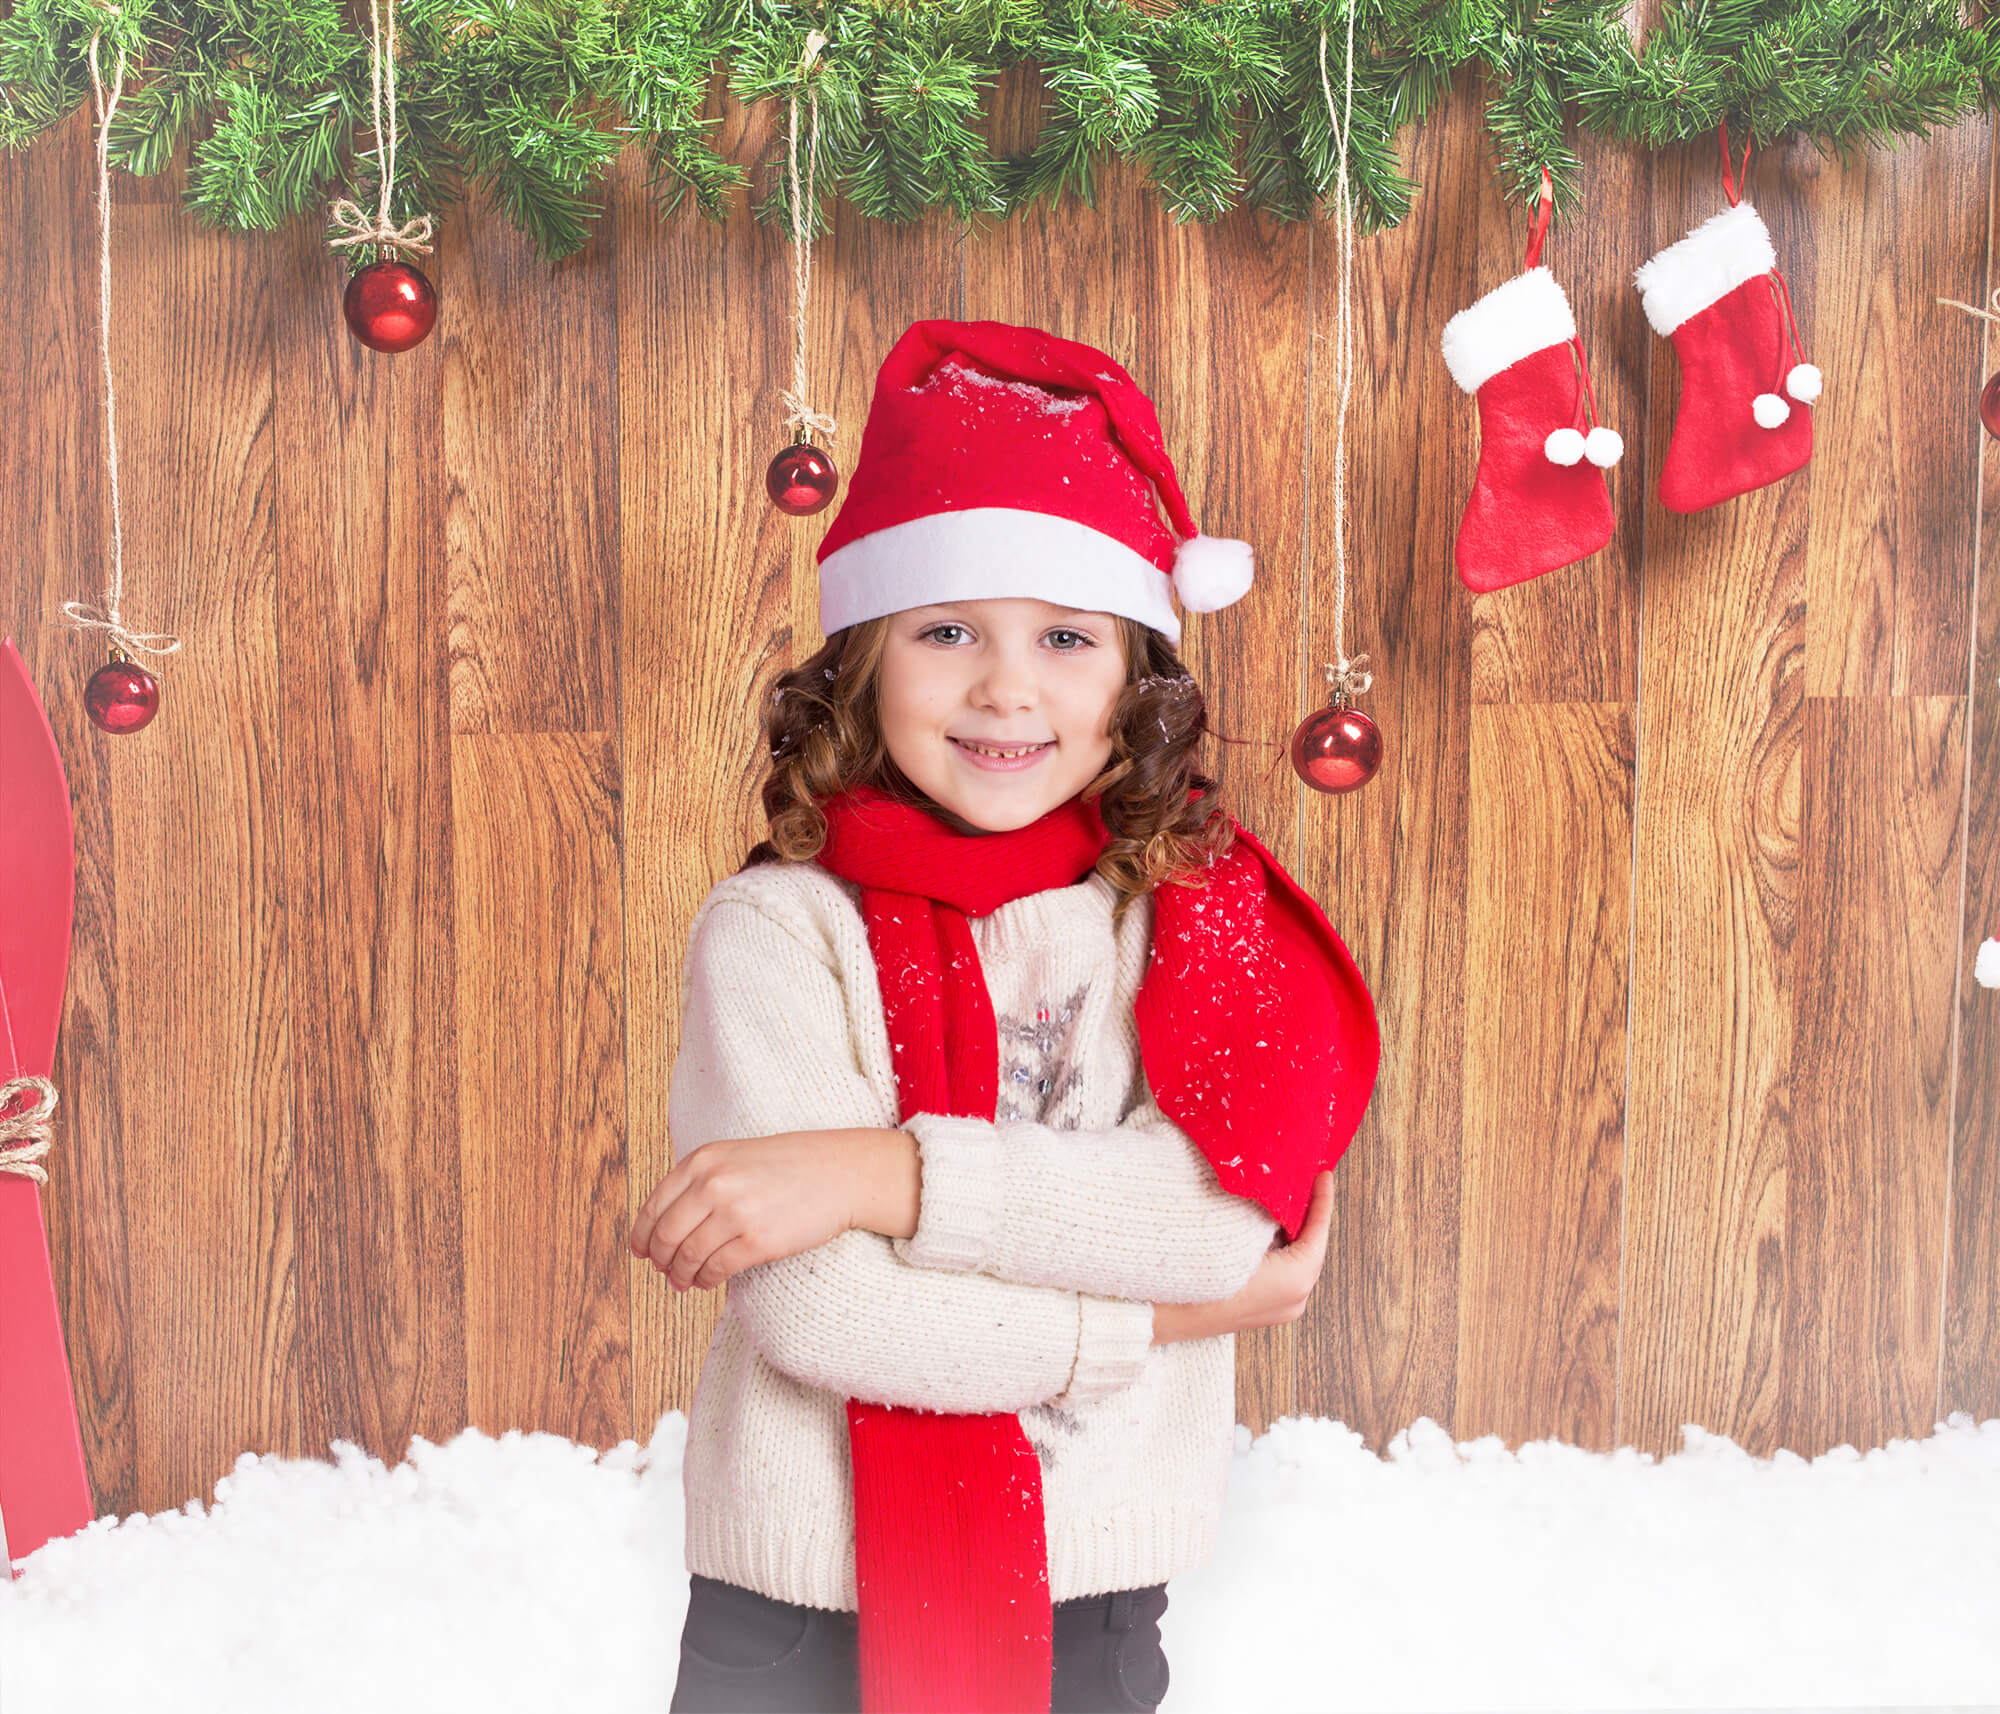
[[1300, 84, 1485, 1453], [273, 199, 466, 1472], [1941, 141, 2000, 1430], [452, 730, 628, 1444], [2, 93, 1995, 1522]]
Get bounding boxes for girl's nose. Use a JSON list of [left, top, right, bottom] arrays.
[[971, 659, 1038, 711]]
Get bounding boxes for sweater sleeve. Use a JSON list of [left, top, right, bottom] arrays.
[[889, 1103, 1282, 1304], [668, 888, 1154, 1415]]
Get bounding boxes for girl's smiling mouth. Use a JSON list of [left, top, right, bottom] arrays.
[[950, 736, 1056, 770]]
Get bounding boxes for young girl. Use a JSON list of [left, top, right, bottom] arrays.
[[631, 319, 1380, 1714]]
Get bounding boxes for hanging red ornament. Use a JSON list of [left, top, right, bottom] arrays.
[[1291, 692, 1382, 795], [54, 37, 182, 727], [343, 259, 437, 354], [328, 1, 438, 355], [83, 647, 160, 735], [766, 439, 839, 515], [771, 31, 842, 517], [1286, 23, 1382, 799]]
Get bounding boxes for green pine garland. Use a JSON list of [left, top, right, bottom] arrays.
[[0, 0, 1992, 266]]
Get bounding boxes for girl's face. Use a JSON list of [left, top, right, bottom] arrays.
[[876, 597, 1130, 833]]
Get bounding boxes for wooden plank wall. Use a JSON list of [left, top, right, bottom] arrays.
[[3, 68, 1995, 1523]]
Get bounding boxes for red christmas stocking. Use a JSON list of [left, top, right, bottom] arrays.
[[1441, 263, 1622, 593], [1634, 198, 1820, 514]]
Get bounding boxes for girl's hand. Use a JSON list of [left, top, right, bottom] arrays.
[[629, 1130, 886, 1292], [1151, 1171, 1336, 1343]]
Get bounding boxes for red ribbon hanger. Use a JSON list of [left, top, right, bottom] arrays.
[[1718, 117, 1753, 206], [1523, 164, 1554, 269]]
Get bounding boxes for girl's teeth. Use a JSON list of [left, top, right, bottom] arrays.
[[962, 740, 1045, 758]]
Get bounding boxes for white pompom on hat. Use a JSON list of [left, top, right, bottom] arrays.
[[814, 318, 1253, 648], [1171, 532, 1255, 612]]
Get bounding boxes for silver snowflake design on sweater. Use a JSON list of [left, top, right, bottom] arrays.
[[1021, 1401, 1086, 1471], [995, 984, 1089, 1124]]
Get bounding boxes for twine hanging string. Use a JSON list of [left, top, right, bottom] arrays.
[[0, 1076, 58, 1187], [1937, 286, 2000, 326], [328, 0, 434, 258], [779, 30, 838, 446], [56, 30, 182, 665], [1314, 11, 1371, 709]]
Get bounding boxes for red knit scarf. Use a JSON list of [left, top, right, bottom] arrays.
[[812, 781, 1379, 1713]]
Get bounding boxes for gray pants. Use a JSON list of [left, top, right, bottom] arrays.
[[669, 1572, 1172, 1713]]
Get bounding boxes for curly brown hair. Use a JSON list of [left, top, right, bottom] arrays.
[[741, 613, 1235, 926]]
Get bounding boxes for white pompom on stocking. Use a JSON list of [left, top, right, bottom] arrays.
[[1978, 936, 2000, 990], [1786, 362, 1823, 403], [1584, 426, 1625, 468], [1752, 392, 1791, 429], [1544, 427, 1586, 466], [1172, 533, 1254, 612]]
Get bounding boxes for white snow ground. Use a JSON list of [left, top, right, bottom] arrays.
[[2, 1410, 1996, 1714]]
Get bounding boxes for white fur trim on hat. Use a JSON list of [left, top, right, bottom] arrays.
[[1441, 267, 1577, 395], [1633, 201, 1777, 336], [817, 506, 1184, 645], [1172, 533, 1253, 613]]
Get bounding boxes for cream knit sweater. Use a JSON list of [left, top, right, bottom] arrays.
[[670, 855, 1282, 1612]]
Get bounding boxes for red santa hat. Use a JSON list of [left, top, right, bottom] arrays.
[[814, 318, 1253, 648]]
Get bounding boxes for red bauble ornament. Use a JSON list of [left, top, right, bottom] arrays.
[[343, 260, 438, 354], [1290, 697, 1382, 794], [767, 440, 839, 515], [84, 649, 160, 734], [1981, 372, 2000, 442]]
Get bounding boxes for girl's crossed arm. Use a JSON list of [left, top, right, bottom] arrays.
[[641, 893, 1336, 1340], [882, 1103, 1283, 1304], [647, 893, 1155, 1417]]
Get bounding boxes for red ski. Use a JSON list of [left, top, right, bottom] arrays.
[[0, 635, 94, 1573]]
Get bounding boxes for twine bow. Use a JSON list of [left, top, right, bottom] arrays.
[[59, 599, 183, 660], [1324, 653, 1373, 703], [0, 1076, 57, 1187], [779, 30, 838, 444], [327, 0, 434, 258]]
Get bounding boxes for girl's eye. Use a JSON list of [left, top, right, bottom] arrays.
[[1046, 629, 1094, 651], [921, 623, 967, 646]]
